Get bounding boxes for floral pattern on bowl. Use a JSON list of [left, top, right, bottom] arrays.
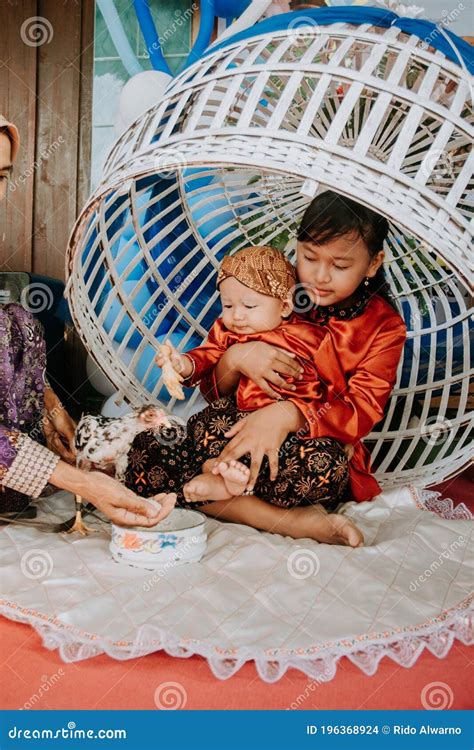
[[110, 508, 207, 569]]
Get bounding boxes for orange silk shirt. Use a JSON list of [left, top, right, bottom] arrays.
[[190, 295, 407, 503]]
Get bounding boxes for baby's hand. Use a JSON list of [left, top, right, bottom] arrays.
[[155, 340, 192, 377]]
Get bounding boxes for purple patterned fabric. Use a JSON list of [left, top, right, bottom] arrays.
[[0, 303, 47, 431], [0, 304, 48, 510], [0, 425, 20, 473]]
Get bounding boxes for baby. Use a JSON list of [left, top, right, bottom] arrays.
[[155, 245, 348, 505]]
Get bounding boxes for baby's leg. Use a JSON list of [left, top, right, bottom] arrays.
[[183, 472, 232, 503], [183, 460, 250, 503], [181, 396, 250, 506]]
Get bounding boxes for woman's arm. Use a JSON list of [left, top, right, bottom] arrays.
[[43, 386, 77, 463], [49, 461, 171, 526], [0, 426, 59, 498], [0, 426, 165, 526]]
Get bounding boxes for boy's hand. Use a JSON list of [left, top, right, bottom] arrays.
[[343, 444, 354, 461], [155, 340, 193, 378]]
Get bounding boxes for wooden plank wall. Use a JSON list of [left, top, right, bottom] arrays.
[[0, 0, 37, 273], [1, 2, 472, 279], [0, 0, 94, 279]]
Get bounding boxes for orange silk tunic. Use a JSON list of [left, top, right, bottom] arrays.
[[185, 314, 327, 409], [189, 295, 407, 503]]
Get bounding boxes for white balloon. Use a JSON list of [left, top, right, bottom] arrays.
[[101, 392, 133, 418], [114, 110, 128, 137], [86, 354, 116, 397], [118, 70, 173, 130]]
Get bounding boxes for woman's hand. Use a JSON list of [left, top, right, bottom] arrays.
[[211, 401, 306, 491], [49, 461, 176, 527], [43, 388, 77, 463], [85, 472, 177, 527], [226, 342, 304, 400]]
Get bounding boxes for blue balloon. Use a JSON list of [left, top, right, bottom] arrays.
[[99, 280, 167, 348], [121, 330, 202, 401], [133, 0, 172, 74], [181, 0, 215, 70], [215, 0, 250, 19]]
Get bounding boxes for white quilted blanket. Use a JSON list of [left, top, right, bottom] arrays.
[[0, 486, 472, 682]]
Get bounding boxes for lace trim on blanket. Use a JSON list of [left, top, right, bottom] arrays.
[[409, 487, 473, 520], [0, 487, 472, 682], [0, 597, 471, 682]]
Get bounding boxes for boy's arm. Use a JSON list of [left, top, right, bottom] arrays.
[[295, 319, 407, 442]]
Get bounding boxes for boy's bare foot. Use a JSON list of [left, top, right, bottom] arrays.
[[212, 460, 250, 497], [183, 473, 232, 503], [287, 505, 364, 547]]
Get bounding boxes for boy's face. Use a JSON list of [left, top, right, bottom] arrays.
[[0, 133, 13, 202], [219, 276, 292, 334], [296, 230, 384, 307]]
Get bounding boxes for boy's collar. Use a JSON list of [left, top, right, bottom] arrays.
[[297, 284, 372, 324]]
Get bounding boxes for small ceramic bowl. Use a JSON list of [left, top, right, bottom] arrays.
[[110, 508, 207, 570]]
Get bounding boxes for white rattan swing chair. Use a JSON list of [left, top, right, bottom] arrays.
[[66, 5, 473, 490]]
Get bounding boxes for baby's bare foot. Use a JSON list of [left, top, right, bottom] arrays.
[[287, 505, 364, 547], [213, 460, 250, 497], [183, 473, 232, 503]]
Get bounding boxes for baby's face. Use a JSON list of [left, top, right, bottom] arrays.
[[219, 277, 291, 334]]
